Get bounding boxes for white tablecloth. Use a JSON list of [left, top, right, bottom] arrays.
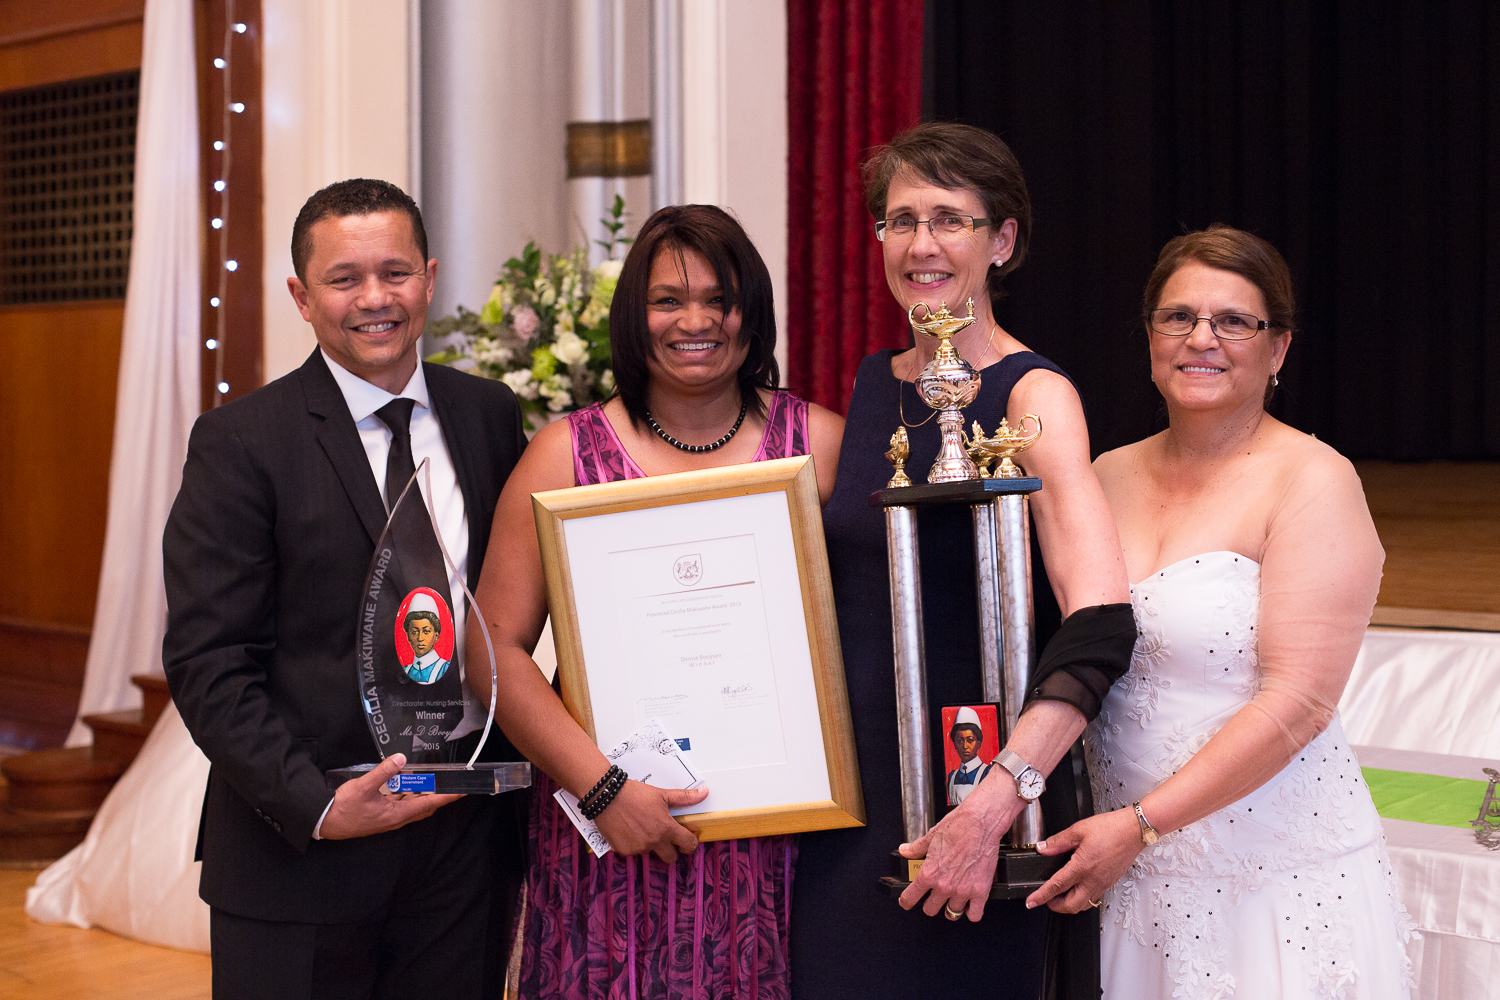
[[1341, 628, 1500, 758], [1354, 744, 1500, 1000]]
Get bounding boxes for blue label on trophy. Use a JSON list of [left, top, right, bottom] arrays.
[[386, 772, 437, 794]]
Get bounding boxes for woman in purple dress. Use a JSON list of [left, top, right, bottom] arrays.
[[471, 204, 843, 999]]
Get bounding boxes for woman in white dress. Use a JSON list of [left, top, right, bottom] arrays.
[[1028, 225, 1416, 999]]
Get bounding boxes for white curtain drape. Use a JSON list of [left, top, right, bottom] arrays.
[[65, 0, 203, 746]]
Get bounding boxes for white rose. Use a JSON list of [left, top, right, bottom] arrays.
[[551, 330, 588, 366], [596, 259, 623, 280], [546, 388, 574, 412], [501, 369, 538, 399], [600, 369, 615, 393]]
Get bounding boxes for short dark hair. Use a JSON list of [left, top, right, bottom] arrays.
[[609, 204, 779, 426], [1142, 225, 1295, 402], [291, 178, 428, 282], [404, 610, 441, 634], [862, 122, 1033, 307], [950, 723, 982, 743]]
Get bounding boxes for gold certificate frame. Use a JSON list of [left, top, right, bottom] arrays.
[[532, 455, 864, 842]]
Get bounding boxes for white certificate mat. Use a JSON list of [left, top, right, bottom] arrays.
[[605, 531, 786, 772], [533, 456, 863, 841]]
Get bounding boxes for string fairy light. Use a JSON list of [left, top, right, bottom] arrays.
[[209, 2, 246, 407]]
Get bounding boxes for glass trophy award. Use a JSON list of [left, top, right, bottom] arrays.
[[327, 459, 531, 796]]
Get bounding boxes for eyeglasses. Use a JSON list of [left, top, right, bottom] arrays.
[[875, 214, 991, 242], [1148, 309, 1271, 341]]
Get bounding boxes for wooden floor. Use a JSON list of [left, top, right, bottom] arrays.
[[1356, 461, 1500, 630], [0, 869, 209, 999]]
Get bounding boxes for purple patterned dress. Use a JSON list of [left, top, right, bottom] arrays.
[[520, 391, 810, 1000]]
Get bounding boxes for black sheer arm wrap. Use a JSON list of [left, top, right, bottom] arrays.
[[1022, 603, 1137, 722]]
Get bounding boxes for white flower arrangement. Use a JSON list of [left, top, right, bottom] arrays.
[[426, 197, 631, 430]]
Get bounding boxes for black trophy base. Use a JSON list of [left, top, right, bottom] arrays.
[[879, 847, 1065, 901], [326, 761, 532, 796]]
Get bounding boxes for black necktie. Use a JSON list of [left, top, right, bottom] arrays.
[[372, 398, 461, 760], [376, 397, 419, 514], [374, 397, 448, 580]]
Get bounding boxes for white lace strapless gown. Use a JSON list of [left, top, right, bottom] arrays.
[[1087, 552, 1416, 1000]]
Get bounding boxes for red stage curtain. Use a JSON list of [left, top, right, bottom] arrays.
[[786, 0, 925, 415]]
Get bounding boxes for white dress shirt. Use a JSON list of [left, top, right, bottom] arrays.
[[315, 350, 482, 836]]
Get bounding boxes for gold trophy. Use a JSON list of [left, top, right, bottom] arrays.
[[873, 307, 1061, 901], [909, 299, 982, 483], [885, 427, 913, 488], [966, 415, 1042, 479]]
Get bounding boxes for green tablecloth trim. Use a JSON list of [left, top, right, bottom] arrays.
[[1362, 766, 1491, 829]]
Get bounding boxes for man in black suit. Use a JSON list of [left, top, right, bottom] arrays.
[[163, 178, 525, 998]]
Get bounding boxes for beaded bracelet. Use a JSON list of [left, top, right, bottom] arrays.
[[581, 767, 628, 821], [580, 764, 622, 809], [583, 770, 627, 820], [579, 765, 625, 815]]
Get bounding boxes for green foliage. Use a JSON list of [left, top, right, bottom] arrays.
[[595, 194, 634, 259]]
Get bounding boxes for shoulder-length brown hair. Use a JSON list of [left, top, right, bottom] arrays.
[[609, 204, 779, 426], [862, 121, 1033, 307]]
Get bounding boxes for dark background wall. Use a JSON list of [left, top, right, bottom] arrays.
[[924, 0, 1500, 459]]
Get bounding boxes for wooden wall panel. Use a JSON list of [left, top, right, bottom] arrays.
[[0, 21, 143, 90], [1, 0, 145, 750], [0, 304, 122, 747], [0, 0, 143, 45]]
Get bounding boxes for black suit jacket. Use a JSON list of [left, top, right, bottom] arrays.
[[163, 350, 526, 924]]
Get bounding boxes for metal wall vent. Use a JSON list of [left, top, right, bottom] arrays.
[[0, 69, 139, 305]]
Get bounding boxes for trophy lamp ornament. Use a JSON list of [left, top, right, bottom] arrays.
[[885, 427, 913, 488], [909, 298, 982, 483], [1473, 767, 1500, 851], [966, 414, 1043, 479]]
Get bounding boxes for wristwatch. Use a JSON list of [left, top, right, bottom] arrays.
[[1133, 801, 1160, 845], [995, 749, 1046, 802]]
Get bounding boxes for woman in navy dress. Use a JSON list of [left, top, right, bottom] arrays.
[[790, 123, 1137, 999]]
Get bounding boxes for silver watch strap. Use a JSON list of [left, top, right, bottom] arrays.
[[995, 748, 1029, 780]]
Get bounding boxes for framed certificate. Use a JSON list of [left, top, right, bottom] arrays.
[[532, 455, 864, 841]]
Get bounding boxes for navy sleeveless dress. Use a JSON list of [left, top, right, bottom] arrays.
[[790, 349, 1087, 999]]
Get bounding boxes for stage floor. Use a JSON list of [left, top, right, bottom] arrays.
[[0, 869, 208, 999], [1356, 461, 1500, 631]]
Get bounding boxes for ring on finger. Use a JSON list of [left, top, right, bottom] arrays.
[[943, 904, 963, 921], [1087, 898, 1103, 909]]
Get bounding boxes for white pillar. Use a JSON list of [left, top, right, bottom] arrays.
[[569, 0, 651, 265], [678, 0, 789, 381], [261, 0, 418, 381], [420, 0, 573, 319], [649, 0, 683, 210]]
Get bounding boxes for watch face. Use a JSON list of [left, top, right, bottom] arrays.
[[1017, 768, 1045, 801]]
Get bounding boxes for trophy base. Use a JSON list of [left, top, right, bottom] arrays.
[[326, 761, 532, 796], [879, 847, 1065, 901]]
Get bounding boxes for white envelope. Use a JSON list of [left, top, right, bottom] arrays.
[[553, 718, 705, 858]]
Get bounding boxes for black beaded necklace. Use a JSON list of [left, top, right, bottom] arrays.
[[646, 397, 749, 453]]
